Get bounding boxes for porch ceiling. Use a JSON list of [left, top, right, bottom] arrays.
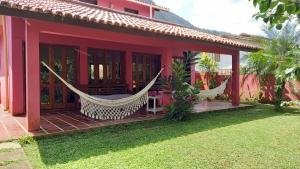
[[0, 0, 260, 52]]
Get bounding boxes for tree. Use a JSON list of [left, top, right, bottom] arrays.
[[248, 22, 300, 109], [251, 0, 300, 29]]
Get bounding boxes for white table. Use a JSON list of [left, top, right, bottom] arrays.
[[147, 95, 163, 115]]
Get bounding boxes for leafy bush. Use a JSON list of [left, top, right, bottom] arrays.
[[161, 61, 199, 121]]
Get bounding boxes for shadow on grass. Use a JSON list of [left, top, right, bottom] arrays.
[[32, 105, 298, 166]]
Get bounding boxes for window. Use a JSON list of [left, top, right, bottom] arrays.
[[213, 54, 221, 62], [124, 8, 139, 14], [132, 53, 161, 92], [79, 0, 97, 5], [88, 48, 125, 84]]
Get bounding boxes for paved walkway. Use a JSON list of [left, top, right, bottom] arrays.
[[0, 142, 31, 169], [0, 112, 28, 142]]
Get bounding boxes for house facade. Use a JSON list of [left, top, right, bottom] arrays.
[[0, 0, 257, 131]]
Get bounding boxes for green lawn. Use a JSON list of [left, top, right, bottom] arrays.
[[23, 105, 300, 169]]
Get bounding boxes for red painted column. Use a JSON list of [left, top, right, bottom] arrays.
[[79, 46, 88, 85], [125, 50, 133, 92], [6, 17, 25, 115], [161, 48, 173, 105], [231, 51, 240, 106], [25, 21, 40, 131]]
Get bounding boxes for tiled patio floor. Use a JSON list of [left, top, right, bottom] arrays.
[[0, 112, 28, 142], [193, 101, 253, 113], [0, 101, 253, 142]]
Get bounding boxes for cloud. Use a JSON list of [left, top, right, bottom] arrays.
[[154, 0, 265, 35]]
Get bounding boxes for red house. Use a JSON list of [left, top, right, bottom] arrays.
[[0, 0, 258, 131]]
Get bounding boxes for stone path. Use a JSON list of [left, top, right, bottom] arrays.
[[0, 142, 31, 169]]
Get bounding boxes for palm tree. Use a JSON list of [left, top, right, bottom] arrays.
[[248, 21, 300, 109]]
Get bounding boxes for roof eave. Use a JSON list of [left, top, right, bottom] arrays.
[[0, 6, 259, 52]]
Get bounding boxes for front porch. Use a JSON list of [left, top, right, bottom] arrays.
[[0, 101, 252, 142], [1, 17, 243, 132]]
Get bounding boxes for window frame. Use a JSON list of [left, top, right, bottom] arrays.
[[124, 8, 139, 15], [88, 48, 125, 85]]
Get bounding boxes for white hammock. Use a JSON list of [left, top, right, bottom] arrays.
[[41, 62, 163, 120], [188, 78, 229, 99]]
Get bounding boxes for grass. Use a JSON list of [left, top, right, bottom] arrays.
[[23, 104, 300, 169], [0, 160, 18, 167]]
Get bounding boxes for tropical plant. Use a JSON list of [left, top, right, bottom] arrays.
[[248, 22, 300, 109], [160, 61, 199, 121], [194, 79, 204, 89], [250, 0, 300, 29], [198, 53, 219, 89]]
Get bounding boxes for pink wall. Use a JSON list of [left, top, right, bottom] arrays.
[[98, 0, 153, 17], [195, 72, 300, 103], [0, 29, 6, 109], [7, 17, 25, 115], [0, 16, 25, 114]]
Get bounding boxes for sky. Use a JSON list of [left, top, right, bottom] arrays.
[[154, 0, 266, 36]]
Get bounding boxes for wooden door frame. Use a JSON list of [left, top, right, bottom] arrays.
[[87, 48, 126, 85], [132, 52, 161, 92], [40, 43, 79, 111]]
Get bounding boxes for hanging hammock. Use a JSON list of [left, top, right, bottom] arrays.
[[188, 78, 230, 100], [41, 62, 163, 120]]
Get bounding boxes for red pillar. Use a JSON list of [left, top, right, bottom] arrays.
[[161, 48, 172, 77], [25, 21, 40, 131], [80, 46, 88, 85], [6, 17, 25, 115], [231, 51, 240, 106], [125, 50, 133, 92], [161, 48, 173, 105]]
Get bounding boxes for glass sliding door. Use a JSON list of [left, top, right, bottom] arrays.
[[40, 44, 78, 110], [132, 53, 161, 93], [87, 48, 126, 95]]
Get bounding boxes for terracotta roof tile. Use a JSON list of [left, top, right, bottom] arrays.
[[0, 0, 259, 50]]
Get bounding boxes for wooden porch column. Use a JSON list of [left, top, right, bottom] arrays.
[[161, 48, 172, 105], [80, 46, 88, 85], [25, 21, 40, 131], [125, 50, 133, 92], [231, 51, 240, 106]]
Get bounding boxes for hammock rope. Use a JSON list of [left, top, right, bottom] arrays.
[[188, 78, 229, 99], [41, 61, 164, 120]]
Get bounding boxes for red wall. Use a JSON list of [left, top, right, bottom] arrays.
[[195, 72, 300, 103]]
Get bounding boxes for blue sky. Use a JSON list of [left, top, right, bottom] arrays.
[[154, 0, 265, 36]]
